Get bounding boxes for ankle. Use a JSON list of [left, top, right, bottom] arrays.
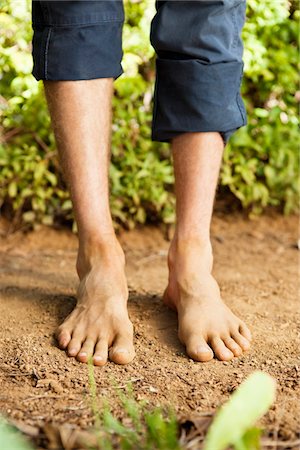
[[77, 233, 125, 278], [168, 234, 213, 272], [171, 232, 212, 254]]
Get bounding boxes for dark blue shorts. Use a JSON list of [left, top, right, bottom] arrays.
[[31, 0, 247, 144]]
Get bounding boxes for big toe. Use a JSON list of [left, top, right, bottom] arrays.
[[109, 334, 135, 365], [56, 329, 71, 349], [185, 336, 214, 362]]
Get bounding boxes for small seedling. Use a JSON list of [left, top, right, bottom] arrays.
[[0, 369, 277, 450], [87, 359, 181, 450]]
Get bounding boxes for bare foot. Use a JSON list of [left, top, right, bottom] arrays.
[[55, 236, 135, 365], [164, 238, 251, 362]]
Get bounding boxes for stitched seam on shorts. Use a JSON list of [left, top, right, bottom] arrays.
[[236, 92, 246, 123], [33, 18, 124, 27], [35, 25, 48, 80], [151, 62, 160, 139], [37, 29, 45, 80], [44, 27, 52, 80], [236, 65, 246, 123]]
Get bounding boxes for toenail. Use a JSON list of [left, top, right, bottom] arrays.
[[94, 356, 103, 361], [197, 346, 212, 354], [113, 348, 128, 354], [79, 352, 87, 357]]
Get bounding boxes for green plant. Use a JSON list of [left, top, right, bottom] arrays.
[[0, 419, 34, 450], [203, 371, 276, 450], [87, 359, 181, 450], [0, 369, 277, 450], [221, 0, 299, 215], [86, 365, 277, 450]]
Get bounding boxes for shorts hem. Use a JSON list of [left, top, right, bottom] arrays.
[[32, 22, 124, 81], [151, 124, 247, 146], [151, 58, 247, 146], [32, 68, 124, 82]]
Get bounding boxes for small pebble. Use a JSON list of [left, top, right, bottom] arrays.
[[50, 380, 63, 394]]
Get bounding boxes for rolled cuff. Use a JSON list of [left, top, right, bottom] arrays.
[[151, 58, 247, 145], [32, 22, 124, 81]]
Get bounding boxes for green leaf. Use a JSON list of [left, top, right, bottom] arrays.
[[203, 371, 276, 450], [8, 181, 17, 197], [0, 420, 33, 450]]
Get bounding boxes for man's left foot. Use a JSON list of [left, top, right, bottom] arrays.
[[163, 237, 252, 362]]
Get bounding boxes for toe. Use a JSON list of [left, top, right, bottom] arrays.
[[185, 336, 214, 362], [210, 336, 234, 361], [56, 329, 71, 349], [109, 334, 135, 365], [223, 337, 243, 357], [77, 338, 96, 363], [67, 336, 83, 357], [93, 339, 108, 366], [231, 331, 251, 352], [239, 323, 252, 342]]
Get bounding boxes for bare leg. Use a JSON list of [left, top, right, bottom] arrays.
[[164, 132, 251, 362], [44, 79, 135, 365]]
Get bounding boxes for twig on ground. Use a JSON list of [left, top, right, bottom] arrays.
[[115, 377, 142, 389], [261, 438, 300, 448], [22, 394, 63, 402]]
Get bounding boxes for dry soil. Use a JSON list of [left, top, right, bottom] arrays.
[[0, 213, 299, 449]]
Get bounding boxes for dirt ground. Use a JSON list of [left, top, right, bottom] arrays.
[[0, 213, 299, 449]]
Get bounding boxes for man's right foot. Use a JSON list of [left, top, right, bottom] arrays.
[[55, 235, 135, 366]]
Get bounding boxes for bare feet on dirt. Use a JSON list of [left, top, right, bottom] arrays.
[[55, 237, 135, 365], [164, 237, 252, 362], [55, 234, 250, 365]]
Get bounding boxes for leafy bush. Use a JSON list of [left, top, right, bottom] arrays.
[[221, 0, 299, 215], [0, 0, 298, 229]]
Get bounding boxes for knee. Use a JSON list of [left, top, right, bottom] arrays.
[[150, 0, 246, 64]]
